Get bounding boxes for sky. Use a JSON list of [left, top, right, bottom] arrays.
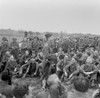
[[0, 0, 100, 34]]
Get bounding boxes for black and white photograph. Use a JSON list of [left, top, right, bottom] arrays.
[[0, 0, 100, 98]]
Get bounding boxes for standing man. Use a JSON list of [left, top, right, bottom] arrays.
[[43, 33, 52, 59], [10, 38, 19, 61]]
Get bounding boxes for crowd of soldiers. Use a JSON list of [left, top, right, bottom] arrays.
[[0, 32, 100, 98]]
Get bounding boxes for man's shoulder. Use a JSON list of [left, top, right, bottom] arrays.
[[0, 81, 13, 93], [0, 81, 12, 87]]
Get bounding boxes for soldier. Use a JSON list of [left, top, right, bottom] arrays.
[[63, 58, 80, 78], [42, 33, 53, 59], [20, 36, 33, 56], [19, 49, 34, 77], [5, 55, 18, 76], [10, 38, 19, 49], [31, 36, 41, 55], [26, 37, 34, 54], [80, 55, 98, 87], [10, 38, 19, 61], [1, 51, 11, 72], [20, 49, 32, 66], [56, 56, 65, 80], [42, 40, 51, 59], [20, 37, 28, 55], [1, 37, 9, 60]]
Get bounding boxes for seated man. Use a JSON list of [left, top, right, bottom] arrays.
[[1, 51, 11, 72], [56, 55, 65, 79], [80, 56, 98, 87], [20, 49, 32, 66], [0, 71, 13, 98], [20, 57, 37, 78], [5, 55, 18, 75], [63, 58, 80, 78], [2, 51, 11, 64]]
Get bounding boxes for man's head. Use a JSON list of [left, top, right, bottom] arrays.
[[9, 55, 14, 61], [25, 49, 32, 56], [47, 74, 60, 87], [13, 81, 29, 98], [5, 51, 10, 56], [64, 55, 69, 64], [74, 77, 89, 92], [86, 56, 93, 64]]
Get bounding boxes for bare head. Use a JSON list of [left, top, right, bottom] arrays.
[[13, 81, 29, 98]]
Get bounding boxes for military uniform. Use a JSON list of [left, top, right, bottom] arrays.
[[1, 53, 11, 72], [5, 59, 18, 74], [21, 38, 33, 56], [20, 54, 31, 66], [64, 59, 80, 77], [32, 38, 42, 55], [43, 42, 51, 59], [20, 40, 28, 55], [56, 60, 65, 79], [10, 38, 19, 49], [1, 40, 9, 60], [10, 38, 19, 61], [81, 63, 97, 81]]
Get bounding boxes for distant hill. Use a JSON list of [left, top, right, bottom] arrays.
[[0, 29, 24, 36], [0, 29, 100, 44]]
